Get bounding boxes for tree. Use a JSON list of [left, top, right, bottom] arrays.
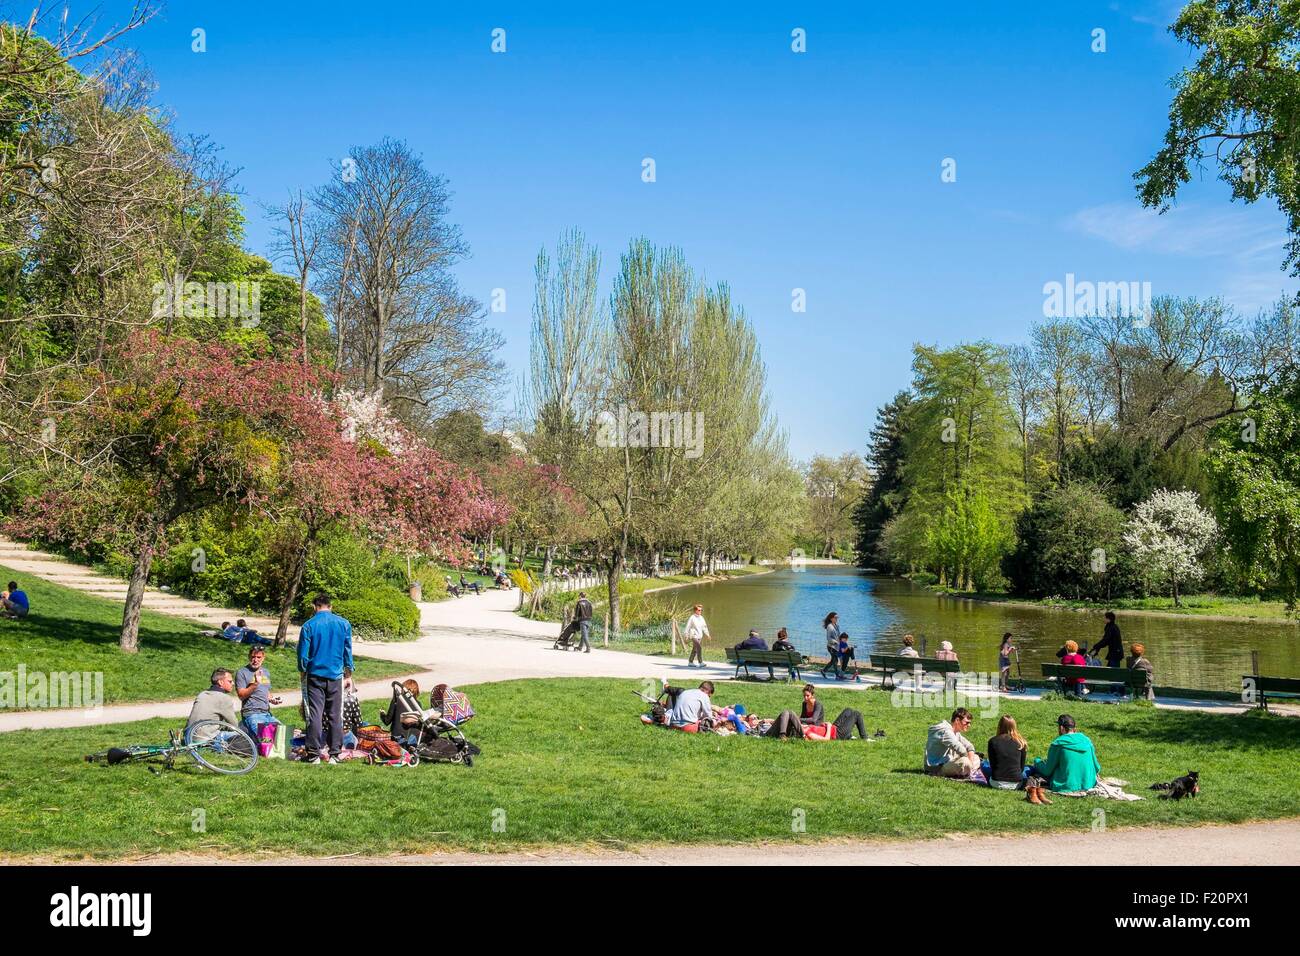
[[312, 138, 503, 422], [1123, 489, 1219, 605], [853, 391, 911, 567], [269, 189, 323, 360], [12, 332, 330, 651], [1206, 373, 1300, 609], [1004, 482, 1129, 600], [1136, 0, 1300, 280], [802, 452, 866, 558]]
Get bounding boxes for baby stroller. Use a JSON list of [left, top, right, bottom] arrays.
[[383, 681, 479, 767]]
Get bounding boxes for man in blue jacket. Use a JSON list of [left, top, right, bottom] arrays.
[[298, 593, 353, 764]]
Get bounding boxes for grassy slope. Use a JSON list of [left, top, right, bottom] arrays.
[[2, 677, 1296, 858], [0, 567, 417, 708]]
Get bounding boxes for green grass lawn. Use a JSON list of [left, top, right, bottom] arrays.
[[0, 566, 418, 709], [3, 677, 1297, 859]]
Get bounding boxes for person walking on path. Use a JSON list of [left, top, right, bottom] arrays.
[[298, 593, 353, 764], [574, 592, 594, 653], [684, 604, 710, 666], [820, 611, 842, 679], [1091, 611, 1124, 668]]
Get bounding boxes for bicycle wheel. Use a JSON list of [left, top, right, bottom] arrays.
[[184, 720, 259, 775]]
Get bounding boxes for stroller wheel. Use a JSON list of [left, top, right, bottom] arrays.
[[463, 753, 473, 767]]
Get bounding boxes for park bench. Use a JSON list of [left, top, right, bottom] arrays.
[[869, 654, 961, 690], [1242, 675, 1300, 711], [1041, 663, 1149, 699], [724, 647, 804, 682]]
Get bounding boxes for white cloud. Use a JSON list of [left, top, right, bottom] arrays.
[[1066, 201, 1296, 313]]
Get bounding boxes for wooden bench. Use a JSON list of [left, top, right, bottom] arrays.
[[1041, 663, 1149, 698], [1242, 675, 1300, 711], [869, 654, 961, 689], [724, 647, 804, 682]]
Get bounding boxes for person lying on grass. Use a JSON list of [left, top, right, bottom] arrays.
[[1027, 713, 1100, 793], [764, 685, 869, 740], [925, 707, 980, 777]]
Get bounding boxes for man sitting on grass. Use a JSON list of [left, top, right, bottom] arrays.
[[668, 680, 717, 728], [1028, 714, 1100, 792], [236, 646, 282, 740], [185, 668, 241, 744], [925, 707, 980, 777], [1, 580, 29, 619]]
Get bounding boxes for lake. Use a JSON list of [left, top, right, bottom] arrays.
[[647, 565, 1298, 692]]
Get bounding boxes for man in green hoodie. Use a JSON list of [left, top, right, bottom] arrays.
[[1031, 713, 1101, 792]]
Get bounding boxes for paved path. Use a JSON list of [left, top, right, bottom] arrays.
[[11, 818, 1298, 866], [0, 536, 281, 634]]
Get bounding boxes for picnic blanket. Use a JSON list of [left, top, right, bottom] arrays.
[[1053, 777, 1144, 801]]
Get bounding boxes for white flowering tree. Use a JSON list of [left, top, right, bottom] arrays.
[[1123, 489, 1218, 606]]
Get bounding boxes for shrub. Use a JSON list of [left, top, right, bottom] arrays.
[[332, 585, 421, 641]]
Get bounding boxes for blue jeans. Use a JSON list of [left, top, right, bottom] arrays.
[[578, 620, 592, 651], [242, 711, 277, 740]]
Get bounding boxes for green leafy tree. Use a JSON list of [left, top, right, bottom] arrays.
[[1004, 482, 1130, 600], [1206, 374, 1300, 609], [1136, 0, 1300, 278]]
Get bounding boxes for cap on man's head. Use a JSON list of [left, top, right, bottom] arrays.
[[1057, 713, 1076, 730]]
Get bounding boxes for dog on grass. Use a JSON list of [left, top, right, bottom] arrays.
[[1149, 770, 1199, 800]]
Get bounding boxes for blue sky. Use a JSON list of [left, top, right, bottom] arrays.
[[74, 0, 1298, 458]]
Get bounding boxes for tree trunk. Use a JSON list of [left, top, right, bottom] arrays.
[[276, 530, 315, 647], [542, 544, 555, 579], [120, 522, 163, 653], [299, 278, 309, 360], [606, 550, 623, 636]]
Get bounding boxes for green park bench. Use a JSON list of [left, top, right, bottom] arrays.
[[724, 647, 804, 682], [1041, 663, 1149, 699], [1242, 675, 1300, 711], [869, 654, 962, 689]]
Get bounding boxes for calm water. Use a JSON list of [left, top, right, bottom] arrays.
[[649, 565, 1298, 691]]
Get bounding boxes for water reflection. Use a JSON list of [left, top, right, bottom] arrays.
[[647, 565, 1297, 691]]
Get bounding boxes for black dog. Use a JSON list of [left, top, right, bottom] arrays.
[[1150, 770, 1199, 800]]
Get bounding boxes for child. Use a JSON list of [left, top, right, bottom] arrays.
[[837, 632, 859, 681]]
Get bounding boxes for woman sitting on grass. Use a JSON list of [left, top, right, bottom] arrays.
[[986, 715, 1027, 790]]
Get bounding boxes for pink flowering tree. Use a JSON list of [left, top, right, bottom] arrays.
[[13, 332, 338, 652]]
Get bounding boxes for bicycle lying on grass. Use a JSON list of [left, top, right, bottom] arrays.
[[84, 719, 258, 775]]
